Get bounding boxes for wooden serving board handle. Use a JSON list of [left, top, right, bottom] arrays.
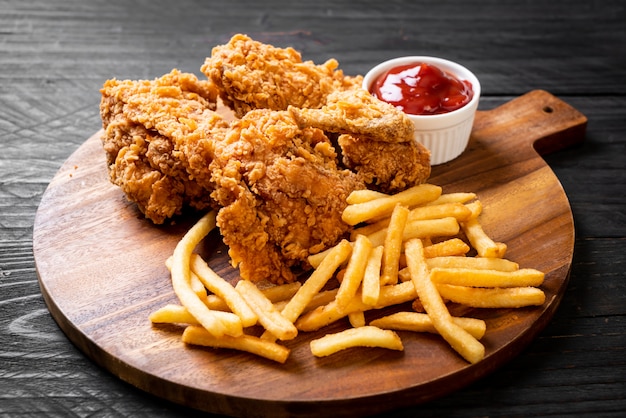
[[475, 89, 587, 156]]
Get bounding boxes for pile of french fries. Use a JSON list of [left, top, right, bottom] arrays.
[[150, 183, 545, 364]]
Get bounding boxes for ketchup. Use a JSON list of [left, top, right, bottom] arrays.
[[371, 62, 474, 115]]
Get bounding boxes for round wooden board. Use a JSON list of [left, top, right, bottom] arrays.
[[34, 90, 586, 418]]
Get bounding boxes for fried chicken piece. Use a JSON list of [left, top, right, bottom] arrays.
[[201, 34, 361, 118], [210, 109, 364, 283], [337, 133, 431, 193], [288, 88, 415, 143], [100, 69, 229, 223], [288, 88, 430, 191]]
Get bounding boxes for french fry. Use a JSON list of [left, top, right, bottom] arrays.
[[354, 202, 471, 238], [235, 280, 298, 341], [270, 239, 352, 338], [335, 234, 373, 309], [368, 217, 460, 247], [307, 240, 355, 269], [381, 204, 410, 285], [346, 189, 389, 204], [170, 211, 240, 338], [429, 267, 544, 288], [408, 202, 472, 222], [206, 281, 302, 312], [182, 325, 290, 364], [165, 256, 207, 299], [464, 200, 483, 219], [295, 280, 417, 332], [405, 239, 485, 364], [426, 256, 519, 271], [259, 281, 302, 303], [310, 326, 403, 357], [362, 245, 384, 306], [210, 281, 302, 313], [350, 221, 387, 241], [190, 253, 258, 328], [370, 311, 486, 340], [423, 238, 470, 258], [461, 217, 507, 258], [427, 192, 477, 205], [203, 294, 230, 311], [273, 288, 339, 314], [149, 304, 243, 330], [342, 183, 442, 225], [348, 311, 366, 328], [436, 284, 546, 308]]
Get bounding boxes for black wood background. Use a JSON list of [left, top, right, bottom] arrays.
[[1, 0, 624, 416]]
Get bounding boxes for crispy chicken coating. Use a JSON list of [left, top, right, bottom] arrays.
[[288, 88, 415, 143], [337, 133, 431, 193], [201, 34, 361, 118], [100, 69, 229, 223], [210, 109, 364, 283], [288, 88, 430, 192]]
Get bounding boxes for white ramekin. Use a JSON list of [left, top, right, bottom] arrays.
[[362, 56, 481, 165]]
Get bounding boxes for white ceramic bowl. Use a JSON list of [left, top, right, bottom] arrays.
[[362, 56, 481, 165]]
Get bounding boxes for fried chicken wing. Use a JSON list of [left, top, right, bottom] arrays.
[[100, 69, 229, 223], [210, 109, 364, 283], [288, 88, 415, 143], [201, 34, 361, 118], [287, 88, 430, 192], [337, 133, 431, 193]]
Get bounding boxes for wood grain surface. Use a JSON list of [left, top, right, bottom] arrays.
[[32, 90, 586, 417]]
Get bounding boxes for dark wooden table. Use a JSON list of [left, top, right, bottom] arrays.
[[1, 1, 624, 417]]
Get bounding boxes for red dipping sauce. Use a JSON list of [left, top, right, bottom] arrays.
[[371, 62, 474, 115]]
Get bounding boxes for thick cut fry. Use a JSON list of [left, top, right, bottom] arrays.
[[166, 256, 207, 299], [427, 192, 477, 206], [235, 280, 298, 340], [370, 311, 486, 339], [423, 238, 471, 258], [310, 326, 403, 357], [368, 217, 459, 247], [335, 234, 373, 309], [204, 281, 303, 312], [278, 239, 352, 326], [464, 201, 483, 219], [182, 326, 290, 364], [273, 288, 339, 314], [307, 240, 355, 269], [342, 183, 442, 225], [190, 254, 258, 328], [346, 189, 388, 204], [259, 282, 302, 303], [348, 311, 366, 328], [405, 239, 485, 364], [350, 221, 387, 241], [149, 304, 243, 331], [461, 217, 507, 258], [355, 202, 471, 238], [436, 284, 546, 308], [430, 267, 544, 288], [362, 245, 384, 305], [381, 204, 410, 285], [170, 211, 240, 337], [295, 280, 417, 332], [426, 256, 519, 271], [408, 202, 472, 222]]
